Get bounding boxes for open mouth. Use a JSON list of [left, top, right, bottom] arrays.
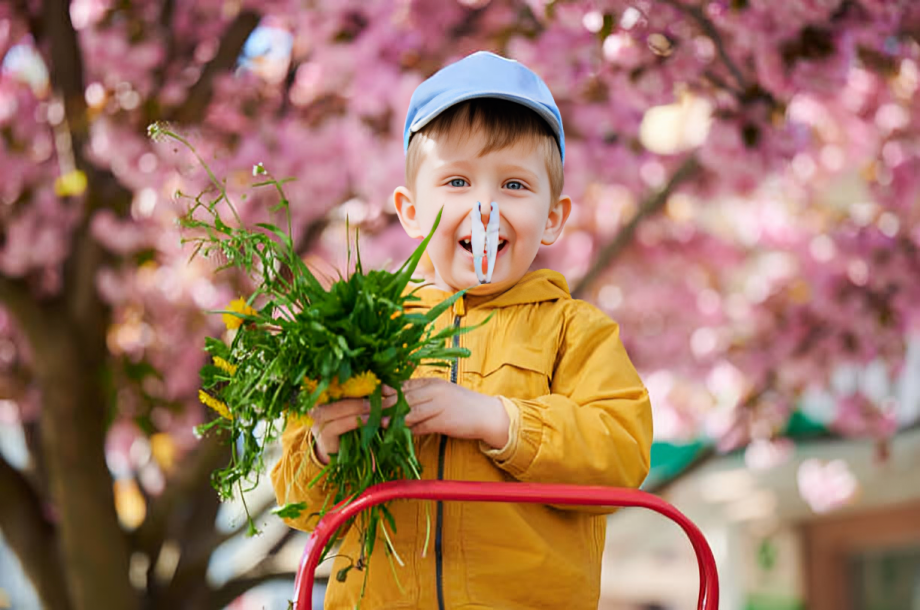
[[459, 238, 507, 253]]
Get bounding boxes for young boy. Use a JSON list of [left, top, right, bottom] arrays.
[[271, 51, 652, 609]]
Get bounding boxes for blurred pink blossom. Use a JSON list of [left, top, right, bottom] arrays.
[[0, 0, 918, 483], [797, 458, 860, 513]]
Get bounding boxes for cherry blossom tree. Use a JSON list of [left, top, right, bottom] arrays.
[[1, 1, 919, 608]]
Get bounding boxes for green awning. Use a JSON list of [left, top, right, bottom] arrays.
[[642, 411, 832, 491], [642, 440, 709, 491]]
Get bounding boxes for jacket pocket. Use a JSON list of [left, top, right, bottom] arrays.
[[463, 345, 553, 399]]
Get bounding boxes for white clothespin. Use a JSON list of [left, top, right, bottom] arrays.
[[470, 201, 500, 284]]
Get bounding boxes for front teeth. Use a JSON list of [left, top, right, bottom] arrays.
[[461, 238, 506, 249]]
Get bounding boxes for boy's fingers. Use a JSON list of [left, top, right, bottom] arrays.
[[402, 377, 434, 391], [403, 398, 436, 425], [383, 381, 436, 408], [409, 420, 435, 436], [316, 415, 364, 438], [358, 415, 392, 427], [381, 385, 396, 397], [312, 399, 370, 424], [402, 381, 437, 406]]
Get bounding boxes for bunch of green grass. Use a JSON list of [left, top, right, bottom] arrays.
[[149, 123, 476, 589]]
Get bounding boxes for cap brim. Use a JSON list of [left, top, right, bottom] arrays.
[[409, 90, 562, 143]]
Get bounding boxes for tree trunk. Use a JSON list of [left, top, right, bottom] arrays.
[[31, 306, 138, 610], [0, 456, 72, 610]]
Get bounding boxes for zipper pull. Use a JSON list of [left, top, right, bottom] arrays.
[[453, 294, 466, 317]]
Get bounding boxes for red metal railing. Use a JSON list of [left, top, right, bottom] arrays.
[[293, 480, 719, 610]]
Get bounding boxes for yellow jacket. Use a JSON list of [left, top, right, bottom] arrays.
[[271, 269, 653, 609]]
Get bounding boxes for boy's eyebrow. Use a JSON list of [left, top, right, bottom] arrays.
[[434, 160, 541, 181], [433, 159, 474, 171], [492, 162, 540, 181]]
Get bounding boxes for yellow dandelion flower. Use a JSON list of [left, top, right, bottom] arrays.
[[222, 297, 257, 330], [287, 412, 314, 429], [212, 356, 237, 376], [340, 371, 380, 398], [327, 378, 345, 400], [300, 375, 375, 402], [199, 389, 233, 420], [302, 377, 330, 404]]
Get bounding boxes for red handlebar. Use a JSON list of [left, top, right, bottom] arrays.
[[292, 481, 719, 610]]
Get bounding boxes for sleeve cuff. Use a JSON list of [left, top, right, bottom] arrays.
[[306, 430, 329, 470], [282, 415, 328, 473], [480, 395, 519, 460], [480, 396, 544, 480]]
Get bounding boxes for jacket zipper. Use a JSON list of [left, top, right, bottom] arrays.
[[436, 312, 461, 610]]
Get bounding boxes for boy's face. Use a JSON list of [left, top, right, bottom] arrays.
[[393, 120, 571, 295]]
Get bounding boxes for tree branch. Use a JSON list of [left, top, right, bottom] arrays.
[[659, 0, 749, 91], [296, 217, 331, 258], [62, 167, 133, 342], [0, 278, 48, 352], [21, 418, 50, 501], [161, 467, 227, 607], [205, 571, 297, 610], [152, 0, 177, 92], [702, 68, 745, 98], [30, 314, 138, 610], [42, 0, 87, 136], [185, 491, 281, 571], [132, 432, 228, 558], [167, 11, 261, 125], [37, 0, 132, 337], [4, 3, 38, 60], [0, 453, 72, 610], [571, 156, 701, 299]]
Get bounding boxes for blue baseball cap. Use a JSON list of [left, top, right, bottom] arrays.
[[403, 51, 565, 163]]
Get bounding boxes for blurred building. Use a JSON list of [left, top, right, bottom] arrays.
[[599, 423, 920, 610]]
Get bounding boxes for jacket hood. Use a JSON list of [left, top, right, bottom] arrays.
[[404, 269, 571, 311]]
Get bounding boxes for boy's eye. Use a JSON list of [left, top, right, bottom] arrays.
[[449, 178, 468, 188], [504, 180, 526, 190]]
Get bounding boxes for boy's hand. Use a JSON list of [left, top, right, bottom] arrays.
[[310, 398, 371, 465], [382, 379, 510, 450]]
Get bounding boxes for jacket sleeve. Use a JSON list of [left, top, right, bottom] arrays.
[[270, 418, 345, 533], [481, 302, 653, 502]]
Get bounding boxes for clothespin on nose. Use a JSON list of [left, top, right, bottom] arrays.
[[470, 201, 500, 284]]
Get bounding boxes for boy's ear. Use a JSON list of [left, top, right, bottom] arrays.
[[541, 195, 572, 245], [393, 186, 424, 239]]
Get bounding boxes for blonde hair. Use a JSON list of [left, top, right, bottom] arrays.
[[405, 98, 564, 201]]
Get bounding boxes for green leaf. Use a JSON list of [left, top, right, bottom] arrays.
[[362, 385, 384, 447], [354, 224, 363, 275], [214, 214, 232, 235], [271, 502, 308, 520], [255, 222, 294, 253], [366, 508, 379, 556], [204, 337, 230, 357], [424, 288, 468, 322], [380, 504, 397, 534], [336, 565, 353, 582], [388, 207, 444, 296]]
